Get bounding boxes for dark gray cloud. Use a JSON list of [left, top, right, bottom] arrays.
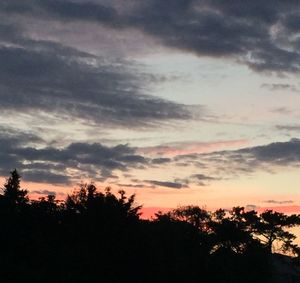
[[151, 158, 172, 165], [238, 138, 300, 165], [207, 138, 300, 170], [0, 19, 194, 128], [189, 173, 219, 186], [190, 173, 217, 181], [172, 173, 219, 187], [0, 128, 150, 184], [173, 138, 300, 179], [0, 126, 43, 146], [22, 170, 70, 185], [116, 183, 155, 189], [2, 0, 300, 73], [128, 1, 300, 73], [0, 127, 45, 176], [39, 1, 119, 24], [204, 138, 300, 176], [145, 180, 187, 189]]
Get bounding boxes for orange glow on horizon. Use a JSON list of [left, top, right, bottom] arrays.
[[1, 176, 300, 218]]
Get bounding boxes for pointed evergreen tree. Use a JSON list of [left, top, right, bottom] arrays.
[[2, 169, 28, 206]]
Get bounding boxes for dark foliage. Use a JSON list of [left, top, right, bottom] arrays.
[[0, 170, 299, 282]]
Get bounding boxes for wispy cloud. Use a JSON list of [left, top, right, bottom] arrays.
[[138, 139, 248, 156], [173, 138, 300, 180], [261, 83, 298, 92], [270, 107, 293, 115], [31, 189, 65, 196], [264, 200, 294, 205], [144, 180, 188, 189], [2, 122, 300, 188], [276, 125, 300, 132]]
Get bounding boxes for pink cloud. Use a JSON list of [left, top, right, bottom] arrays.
[[138, 139, 248, 157]]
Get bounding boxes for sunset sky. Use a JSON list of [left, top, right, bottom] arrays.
[[1, 0, 300, 214]]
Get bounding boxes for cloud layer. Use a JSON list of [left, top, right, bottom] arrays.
[[0, 14, 194, 128], [1, 124, 299, 189], [0, 128, 148, 184], [2, 0, 300, 73], [175, 138, 300, 178]]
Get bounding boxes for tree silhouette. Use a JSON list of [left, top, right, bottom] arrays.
[[171, 205, 211, 231], [210, 212, 258, 254], [253, 210, 300, 253], [0, 170, 299, 282], [214, 207, 300, 254], [65, 184, 142, 220], [1, 169, 28, 208]]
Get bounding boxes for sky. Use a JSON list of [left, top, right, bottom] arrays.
[[1, 0, 300, 215]]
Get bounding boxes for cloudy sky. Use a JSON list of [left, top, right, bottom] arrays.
[[1, 0, 300, 213]]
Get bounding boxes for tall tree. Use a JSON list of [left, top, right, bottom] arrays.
[[1, 169, 28, 206]]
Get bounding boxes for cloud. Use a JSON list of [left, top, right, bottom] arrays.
[[261, 83, 298, 92], [270, 107, 292, 115], [190, 173, 218, 181], [0, 126, 43, 147], [131, 1, 300, 73], [15, 0, 299, 72], [126, 173, 218, 189], [173, 138, 300, 179], [138, 139, 248, 156], [238, 138, 300, 165], [0, 128, 150, 184], [264, 200, 294, 205], [30, 189, 64, 196], [188, 173, 219, 186], [275, 125, 300, 132], [116, 183, 154, 189], [151, 158, 172, 164], [1, 125, 300, 188], [0, 19, 195, 129], [169, 173, 219, 187], [200, 138, 300, 172], [245, 204, 259, 210], [144, 180, 187, 189], [116, 183, 145, 188], [3, 0, 300, 73], [22, 170, 70, 185], [39, 0, 120, 24]]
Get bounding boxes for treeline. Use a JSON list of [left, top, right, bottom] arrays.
[[1, 170, 300, 282]]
